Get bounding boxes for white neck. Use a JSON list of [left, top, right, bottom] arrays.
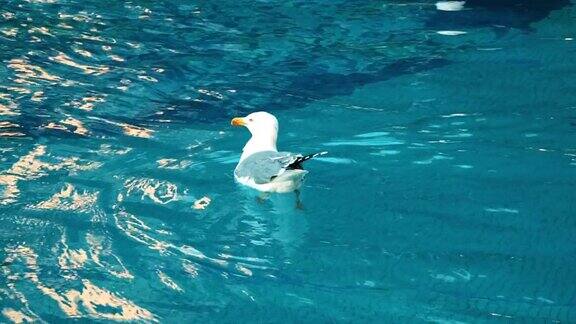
[[240, 133, 277, 162]]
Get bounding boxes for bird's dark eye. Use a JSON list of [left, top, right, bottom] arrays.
[[248, 118, 253, 122]]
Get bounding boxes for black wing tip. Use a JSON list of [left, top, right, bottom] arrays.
[[287, 151, 328, 169]]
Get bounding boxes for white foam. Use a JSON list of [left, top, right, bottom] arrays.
[[436, 1, 466, 11], [437, 30, 467, 36]]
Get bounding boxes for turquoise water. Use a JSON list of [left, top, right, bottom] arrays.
[[1, 0, 575, 322]]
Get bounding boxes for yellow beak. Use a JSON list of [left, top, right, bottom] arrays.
[[231, 117, 246, 126]]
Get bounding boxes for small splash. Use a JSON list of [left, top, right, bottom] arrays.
[[435, 1, 466, 11]]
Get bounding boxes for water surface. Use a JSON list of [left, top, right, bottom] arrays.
[[1, 0, 575, 322]]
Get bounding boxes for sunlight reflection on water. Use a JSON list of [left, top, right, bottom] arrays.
[[0, 0, 575, 321]]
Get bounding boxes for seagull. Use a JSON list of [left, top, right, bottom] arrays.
[[231, 112, 325, 195]]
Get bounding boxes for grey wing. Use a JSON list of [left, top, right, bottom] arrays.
[[234, 151, 300, 184]]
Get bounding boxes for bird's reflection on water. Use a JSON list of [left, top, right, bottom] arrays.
[[237, 187, 309, 256]]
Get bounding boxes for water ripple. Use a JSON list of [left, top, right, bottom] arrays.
[[1, 0, 575, 321]]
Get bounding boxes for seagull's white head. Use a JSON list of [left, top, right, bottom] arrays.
[[231, 111, 279, 160], [231, 111, 278, 137]]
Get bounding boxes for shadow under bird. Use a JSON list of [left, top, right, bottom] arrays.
[[231, 112, 325, 196]]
